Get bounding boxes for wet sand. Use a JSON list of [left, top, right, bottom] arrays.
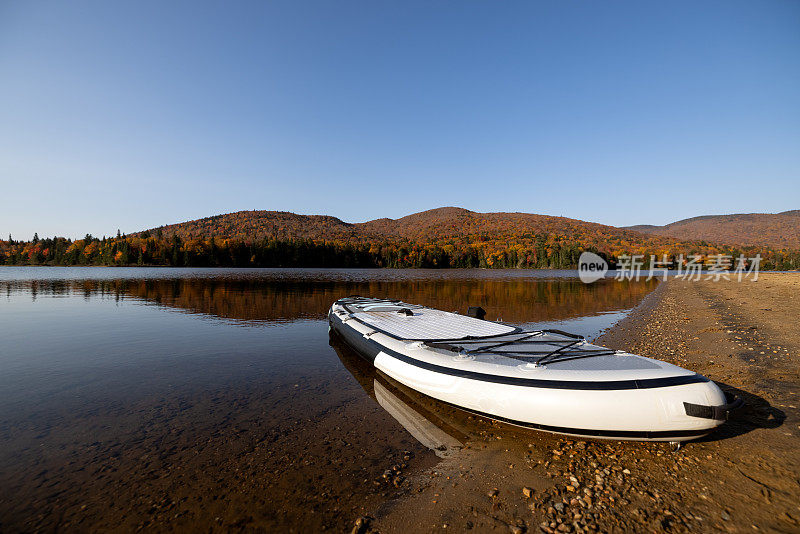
[[368, 274, 800, 533]]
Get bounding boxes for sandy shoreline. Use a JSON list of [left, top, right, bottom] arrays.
[[366, 274, 800, 533]]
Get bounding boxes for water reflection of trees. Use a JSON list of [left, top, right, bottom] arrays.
[[1, 277, 657, 324]]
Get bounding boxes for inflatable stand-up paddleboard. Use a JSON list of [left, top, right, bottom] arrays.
[[329, 297, 741, 443]]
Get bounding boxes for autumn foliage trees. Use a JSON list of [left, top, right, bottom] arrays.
[[3, 208, 800, 269], [0, 234, 582, 268]]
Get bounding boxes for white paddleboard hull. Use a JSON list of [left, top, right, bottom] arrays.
[[329, 297, 737, 442]]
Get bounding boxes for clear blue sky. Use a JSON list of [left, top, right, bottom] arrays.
[[1, 1, 798, 240]]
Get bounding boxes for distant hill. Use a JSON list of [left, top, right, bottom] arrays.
[[626, 210, 800, 249], [359, 207, 634, 243], [153, 211, 359, 241], [149, 207, 682, 254], [7, 207, 800, 269], [136, 206, 800, 269]]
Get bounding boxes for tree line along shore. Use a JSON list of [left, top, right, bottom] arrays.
[[2, 232, 799, 270]]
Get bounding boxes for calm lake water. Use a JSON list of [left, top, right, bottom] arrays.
[[0, 267, 657, 532]]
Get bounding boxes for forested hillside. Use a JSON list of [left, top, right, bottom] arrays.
[[3, 208, 800, 269], [627, 210, 800, 248]]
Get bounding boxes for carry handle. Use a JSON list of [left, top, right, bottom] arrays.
[[684, 392, 744, 421]]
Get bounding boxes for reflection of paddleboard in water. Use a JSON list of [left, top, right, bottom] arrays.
[[331, 334, 466, 457], [374, 380, 462, 458], [330, 296, 742, 443]]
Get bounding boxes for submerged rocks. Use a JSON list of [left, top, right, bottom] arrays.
[[351, 516, 370, 534]]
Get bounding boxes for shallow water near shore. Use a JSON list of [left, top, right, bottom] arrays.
[[0, 267, 657, 531]]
